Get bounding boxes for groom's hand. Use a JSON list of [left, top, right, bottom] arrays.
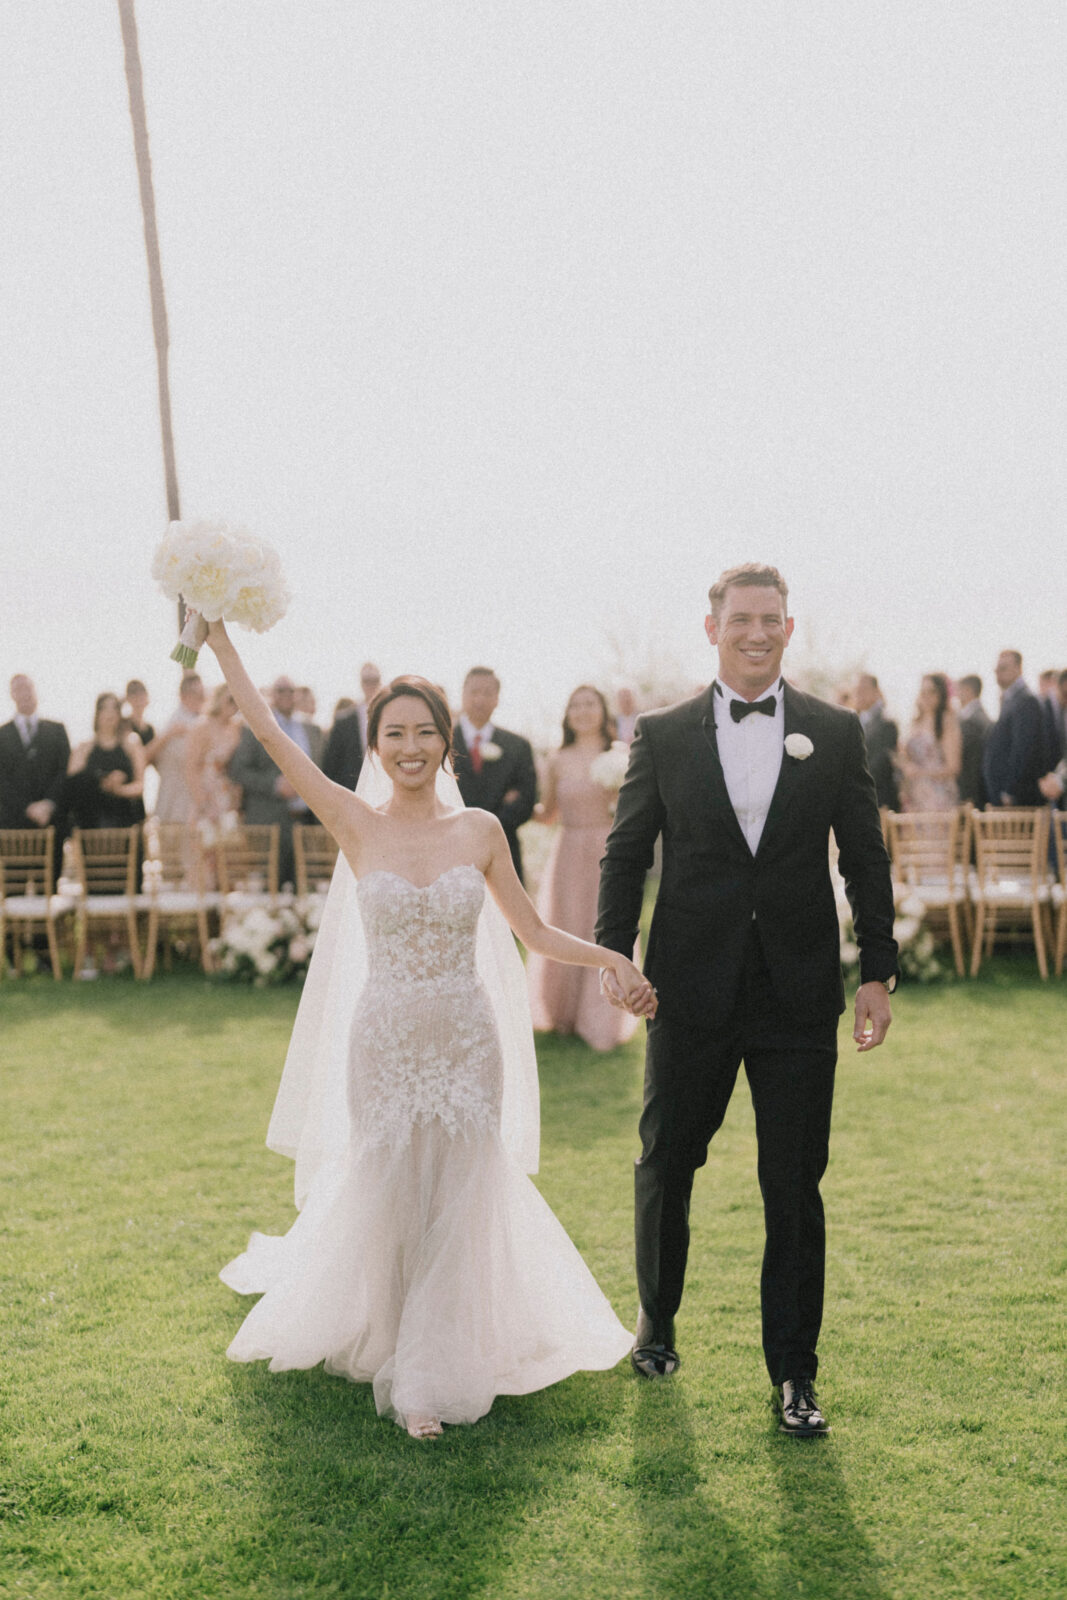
[[852, 982, 892, 1051]]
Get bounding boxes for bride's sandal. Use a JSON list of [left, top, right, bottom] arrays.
[[406, 1416, 443, 1440]]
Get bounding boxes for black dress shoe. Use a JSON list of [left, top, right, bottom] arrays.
[[630, 1310, 679, 1378], [775, 1378, 829, 1435], [631, 1341, 680, 1378]]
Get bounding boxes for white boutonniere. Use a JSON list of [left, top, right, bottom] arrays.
[[480, 741, 503, 762], [784, 733, 814, 761]]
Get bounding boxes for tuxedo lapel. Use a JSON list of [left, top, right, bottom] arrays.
[[697, 697, 751, 857], [756, 683, 813, 857]]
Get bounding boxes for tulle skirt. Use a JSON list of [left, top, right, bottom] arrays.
[[221, 1120, 631, 1428]]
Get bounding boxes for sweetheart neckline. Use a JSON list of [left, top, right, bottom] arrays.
[[356, 863, 484, 893]]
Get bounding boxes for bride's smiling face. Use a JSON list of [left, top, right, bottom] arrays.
[[376, 695, 447, 789]]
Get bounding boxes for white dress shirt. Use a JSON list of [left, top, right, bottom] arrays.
[[16, 714, 38, 747], [459, 716, 495, 752], [712, 679, 785, 855]]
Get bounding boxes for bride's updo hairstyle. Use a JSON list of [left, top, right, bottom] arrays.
[[367, 676, 455, 773]]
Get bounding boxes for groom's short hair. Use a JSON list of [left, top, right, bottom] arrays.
[[707, 563, 789, 621]]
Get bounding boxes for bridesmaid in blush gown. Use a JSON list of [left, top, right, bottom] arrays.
[[528, 686, 640, 1052], [897, 673, 962, 812], [198, 619, 656, 1440]]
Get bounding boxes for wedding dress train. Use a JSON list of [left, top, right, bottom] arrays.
[[221, 864, 631, 1429]]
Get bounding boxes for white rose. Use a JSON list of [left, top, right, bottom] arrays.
[[480, 741, 503, 761], [784, 733, 814, 760]]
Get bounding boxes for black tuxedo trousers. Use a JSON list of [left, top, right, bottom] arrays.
[[636, 921, 837, 1384]]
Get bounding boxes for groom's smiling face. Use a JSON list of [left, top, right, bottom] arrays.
[[705, 584, 794, 700]]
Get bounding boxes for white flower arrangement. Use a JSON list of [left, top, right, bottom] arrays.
[[589, 741, 631, 816], [836, 886, 946, 985], [209, 893, 324, 985], [152, 518, 291, 667], [480, 741, 503, 762], [784, 733, 814, 761]]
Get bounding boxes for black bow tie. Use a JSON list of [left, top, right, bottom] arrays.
[[730, 696, 776, 723]]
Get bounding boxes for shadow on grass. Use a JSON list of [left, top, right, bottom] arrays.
[[764, 1430, 889, 1600], [226, 1355, 627, 1599], [630, 1380, 762, 1599]]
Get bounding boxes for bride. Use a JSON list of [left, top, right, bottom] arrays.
[[201, 619, 655, 1439]]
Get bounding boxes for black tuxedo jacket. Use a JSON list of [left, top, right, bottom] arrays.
[[861, 706, 900, 811], [0, 718, 71, 828], [982, 685, 1046, 806], [596, 683, 898, 1032], [322, 709, 364, 792], [453, 725, 537, 879]]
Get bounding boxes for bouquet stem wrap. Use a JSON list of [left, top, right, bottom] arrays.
[[171, 610, 209, 668]]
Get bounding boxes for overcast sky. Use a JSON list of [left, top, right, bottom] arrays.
[[2, 1, 1064, 744]]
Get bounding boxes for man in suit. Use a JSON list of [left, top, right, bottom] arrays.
[[956, 675, 991, 809], [596, 564, 898, 1436], [0, 675, 71, 833], [321, 663, 381, 793], [228, 676, 318, 888], [852, 673, 900, 811], [453, 667, 537, 882], [982, 651, 1046, 807]]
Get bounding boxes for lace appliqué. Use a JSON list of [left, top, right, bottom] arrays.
[[350, 866, 504, 1151]]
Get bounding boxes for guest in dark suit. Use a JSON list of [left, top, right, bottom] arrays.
[[0, 675, 71, 831], [228, 676, 319, 888], [1038, 669, 1066, 771], [322, 704, 364, 792], [453, 668, 537, 882], [982, 651, 1047, 807], [852, 673, 900, 810], [596, 564, 898, 1436], [956, 675, 991, 808]]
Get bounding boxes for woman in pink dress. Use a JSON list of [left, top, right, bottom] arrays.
[[897, 673, 962, 812], [528, 686, 640, 1052]]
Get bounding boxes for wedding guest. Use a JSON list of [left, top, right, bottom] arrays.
[[1038, 669, 1066, 770], [852, 673, 899, 811], [323, 702, 364, 792], [982, 651, 1046, 807], [897, 673, 961, 812], [355, 663, 382, 748], [186, 685, 241, 834], [528, 687, 639, 1052], [1037, 669, 1067, 806], [294, 686, 326, 767], [228, 675, 318, 887], [146, 674, 206, 822], [124, 680, 155, 747], [614, 686, 639, 745], [64, 692, 146, 830], [956, 675, 991, 808], [0, 674, 71, 831], [453, 667, 537, 882]]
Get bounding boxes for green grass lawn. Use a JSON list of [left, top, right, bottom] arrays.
[[1, 964, 1063, 1600]]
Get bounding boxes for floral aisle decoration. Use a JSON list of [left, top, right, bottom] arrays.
[[837, 888, 947, 985], [589, 741, 631, 813], [210, 893, 327, 985], [152, 518, 291, 667]]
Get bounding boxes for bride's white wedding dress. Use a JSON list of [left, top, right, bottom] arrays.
[[220, 863, 631, 1429]]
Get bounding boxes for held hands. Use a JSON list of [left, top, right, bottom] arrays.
[[852, 981, 892, 1052], [601, 960, 658, 1019]]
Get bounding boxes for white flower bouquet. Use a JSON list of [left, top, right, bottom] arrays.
[[152, 518, 291, 667]]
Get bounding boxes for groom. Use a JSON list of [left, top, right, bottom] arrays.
[[596, 564, 898, 1436]]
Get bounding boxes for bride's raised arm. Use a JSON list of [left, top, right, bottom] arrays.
[[201, 616, 369, 848]]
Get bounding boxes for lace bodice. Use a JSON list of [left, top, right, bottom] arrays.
[[349, 864, 504, 1149]]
